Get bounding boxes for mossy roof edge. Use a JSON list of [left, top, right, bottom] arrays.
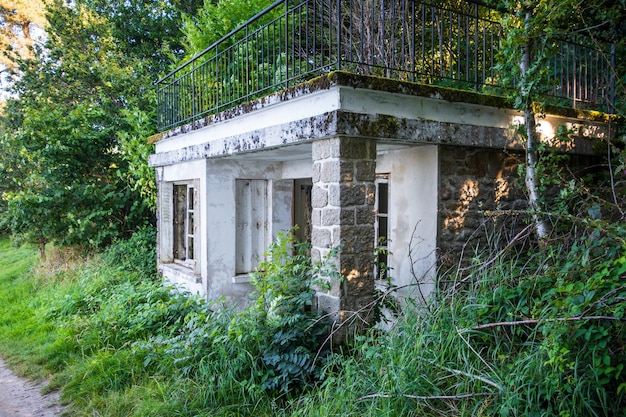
[[149, 70, 621, 144]]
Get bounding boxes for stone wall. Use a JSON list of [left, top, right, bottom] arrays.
[[438, 145, 527, 270]]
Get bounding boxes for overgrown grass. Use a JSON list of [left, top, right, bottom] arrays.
[[0, 239, 57, 378], [0, 223, 624, 416]]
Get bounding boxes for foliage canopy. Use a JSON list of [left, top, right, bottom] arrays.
[[0, 0, 203, 248]]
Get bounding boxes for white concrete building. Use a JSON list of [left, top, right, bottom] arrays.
[[149, 71, 612, 328]]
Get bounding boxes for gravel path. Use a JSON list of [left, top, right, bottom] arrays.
[[0, 358, 64, 417]]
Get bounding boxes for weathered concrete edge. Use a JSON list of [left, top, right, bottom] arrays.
[[147, 71, 620, 146], [148, 110, 523, 167]]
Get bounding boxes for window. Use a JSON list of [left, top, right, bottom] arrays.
[[235, 179, 269, 275], [375, 174, 389, 280], [173, 183, 197, 268]]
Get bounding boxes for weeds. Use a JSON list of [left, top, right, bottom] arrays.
[[0, 217, 624, 416]]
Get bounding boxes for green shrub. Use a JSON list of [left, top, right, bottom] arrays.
[[246, 230, 337, 393], [136, 229, 339, 397], [101, 226, 157, 279]]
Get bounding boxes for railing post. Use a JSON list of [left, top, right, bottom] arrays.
[[156, 82, 161, 131], [285, 0, 289, 88], [336, 0, 341, 70], [191, 58, 196, 124], [245, 23, 250, 99], [609, 42, 616, 114], [214, 44, 219, 111]]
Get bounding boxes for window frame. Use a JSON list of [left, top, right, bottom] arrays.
[[234, 179, 269, 277], [375, 174, 390, 281], [172, 181, 198, 270]]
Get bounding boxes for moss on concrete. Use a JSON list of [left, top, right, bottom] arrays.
[[149, 70, 620, 144], [147, 132, 164, 145]]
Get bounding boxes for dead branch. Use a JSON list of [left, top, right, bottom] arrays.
[[473, 315, 626, 330], [357, 392, 496, 402]]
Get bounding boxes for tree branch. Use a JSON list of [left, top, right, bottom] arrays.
[[473, 315, 626, 330], [358, 392, 496, 402]]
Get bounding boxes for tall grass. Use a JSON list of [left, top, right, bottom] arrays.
[[0, 224, 624, 416], [0, 240, 56, 378], [288, 228, 626, 417]]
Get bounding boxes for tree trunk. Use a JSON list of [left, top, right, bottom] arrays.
[[520, 9, 549, 245], [38, 237, 46, 262]]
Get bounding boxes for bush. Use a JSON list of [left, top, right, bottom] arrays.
[[246, 230, 336, 393], [284, 220, 626, 417], [135, 230, 338, 397], [101, 226, 157, 279]]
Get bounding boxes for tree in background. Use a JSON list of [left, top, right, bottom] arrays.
[[181, 0, 273, 58], [0, 0, 46, 78], [0, 0, 202, 253], [494, 0, 626, 242]]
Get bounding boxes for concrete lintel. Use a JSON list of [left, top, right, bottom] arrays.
[[149, 109, 517, 167], [150, 107, 609, 168], [149, 112, 337, 167]]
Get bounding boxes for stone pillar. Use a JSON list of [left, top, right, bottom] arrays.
[[311, 137, 376, 340]]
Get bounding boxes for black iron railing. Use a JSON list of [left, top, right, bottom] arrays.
[[156, 0, 616, 131]]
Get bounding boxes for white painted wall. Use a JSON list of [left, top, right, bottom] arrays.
[[156, 158, 309, 305], [156, 144, 439, 307], [376, 145, 439, 301], [156, 159, 206, 295]]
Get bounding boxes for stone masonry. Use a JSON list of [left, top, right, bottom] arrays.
[[438, 145, 527, 270], [311, 137, 377, 333]]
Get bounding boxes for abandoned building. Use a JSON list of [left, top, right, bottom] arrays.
[[148, 0, 616, 326]]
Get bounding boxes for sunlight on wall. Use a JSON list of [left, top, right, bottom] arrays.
[[495, 170, 510, 204], [444, 179, 479, 232]]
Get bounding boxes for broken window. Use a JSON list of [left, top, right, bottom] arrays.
[[375, 174, 389, 280]]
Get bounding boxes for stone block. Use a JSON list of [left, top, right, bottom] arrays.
[[312, 161, 321, 183], [311, 185, 328, 208], [330, 225, 341, 246], [340, 207, 356, 225], [355, 206, 374, 225], [312, 228, 332, 248], [354, 252, 375, 271], [328, 183, 341, 206], [321, 208, 341, 226], [365, 183, 376, 205], [355, 160, 376, 182], [339, 137, 370, 159], [339, 160, 355, 181], [342, 272, 375, 303], [311, 208, 322, 227], [439, 157, 458, 174], [339, 183, 366, 206], [316, 293, 341, 315], [338, 225, 375, 254], [321, 159, 340, 182], [311, 248, 322, 264], [312, 139, 331, 160]]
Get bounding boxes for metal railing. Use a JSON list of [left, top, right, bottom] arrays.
[[156, 0, 616, 131]]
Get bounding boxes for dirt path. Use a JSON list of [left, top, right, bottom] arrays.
[[0, 358, 64, 417]]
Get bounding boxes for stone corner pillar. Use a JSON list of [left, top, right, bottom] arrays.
[[311, 136, 377, 342]]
